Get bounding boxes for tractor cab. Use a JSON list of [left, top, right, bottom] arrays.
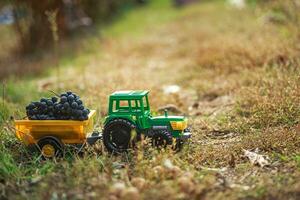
[[106, 90, 151, 129]]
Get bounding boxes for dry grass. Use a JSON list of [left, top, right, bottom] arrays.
[[1, 1, 300, 199]]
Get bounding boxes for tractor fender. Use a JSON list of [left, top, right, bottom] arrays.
[[104, 117, 136, 128]]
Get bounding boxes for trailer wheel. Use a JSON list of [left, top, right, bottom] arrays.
[[103, 119, 136, 153], [152, 130, 173, 148], [38, 137, 63, 159]]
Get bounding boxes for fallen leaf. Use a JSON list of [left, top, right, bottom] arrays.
[[243, 149, 270, 167], [163, 85, 181, 94], [163, 159, 174, 169]]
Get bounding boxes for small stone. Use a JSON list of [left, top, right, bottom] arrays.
[[178, 176, 195, 194], [131, 177, 146, 190], [110, 182, 126, 197], [153, 165, 164, 175], [121, 187, 140, 200]]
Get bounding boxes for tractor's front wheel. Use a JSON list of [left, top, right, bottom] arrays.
[[151, 130, 173, 148], [103, 119, 136, 153]]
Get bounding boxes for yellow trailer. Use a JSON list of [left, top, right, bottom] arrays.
[[14, 110, 101, 158]]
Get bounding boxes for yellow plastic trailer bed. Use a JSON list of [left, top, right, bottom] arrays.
[[14, 110, 101, 158]]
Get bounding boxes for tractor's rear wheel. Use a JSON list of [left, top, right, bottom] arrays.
[[37, 136, 63, 159], [103, 119, 136, 153], [152, 130, 173, 148]]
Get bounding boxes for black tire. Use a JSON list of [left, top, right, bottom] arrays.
[[37, 136, 63, 159], [152, 130, 173, 148], [103, 119, 136, 153]]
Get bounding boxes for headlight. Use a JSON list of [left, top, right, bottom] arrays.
[[170, 120, 187, 130]]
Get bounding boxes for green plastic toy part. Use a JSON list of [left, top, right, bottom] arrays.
[[102, 90, 191, 153]]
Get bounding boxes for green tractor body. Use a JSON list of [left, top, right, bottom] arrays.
[[103, 90, 191, 152]]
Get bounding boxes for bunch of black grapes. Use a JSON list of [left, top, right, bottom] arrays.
[[26, 91, 90, 121]]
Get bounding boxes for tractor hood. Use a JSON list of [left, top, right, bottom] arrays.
[[150, 115, 185, 122], [149, 115, 188, 131]]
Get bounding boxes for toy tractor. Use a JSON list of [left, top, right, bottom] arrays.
[[102, 90, 191, 153], [15, 90, 191, 158]]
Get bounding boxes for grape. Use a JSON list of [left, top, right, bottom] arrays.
[[33, 109, 38, 114], [63, 102, 70, 109], [67, 95, 75, 102], [66, 108, 72, 115], [41, 102, 47, 109], [71, 102, 78, 109], [57, 104, 63, 110], [27, 110, 34, 115], [40, 98, 47, 103], [52, 97, 58, 103], [54, 103, 59, 109], [61, 96, 67, 103], [76, 99, 82, 105], [77, 110, 83, 117], [26, 91, 90, 121], [54, 106, 60, 113], [34, 102, 41, 107], [78, 105, 84, 110], [46, 100, 53, 106], [27, 103, 35, 110], [82, 109, 89, 116]]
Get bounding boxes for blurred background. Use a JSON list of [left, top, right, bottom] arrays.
[[0, 0, 149, 78], [0, 0, 298, 79]]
